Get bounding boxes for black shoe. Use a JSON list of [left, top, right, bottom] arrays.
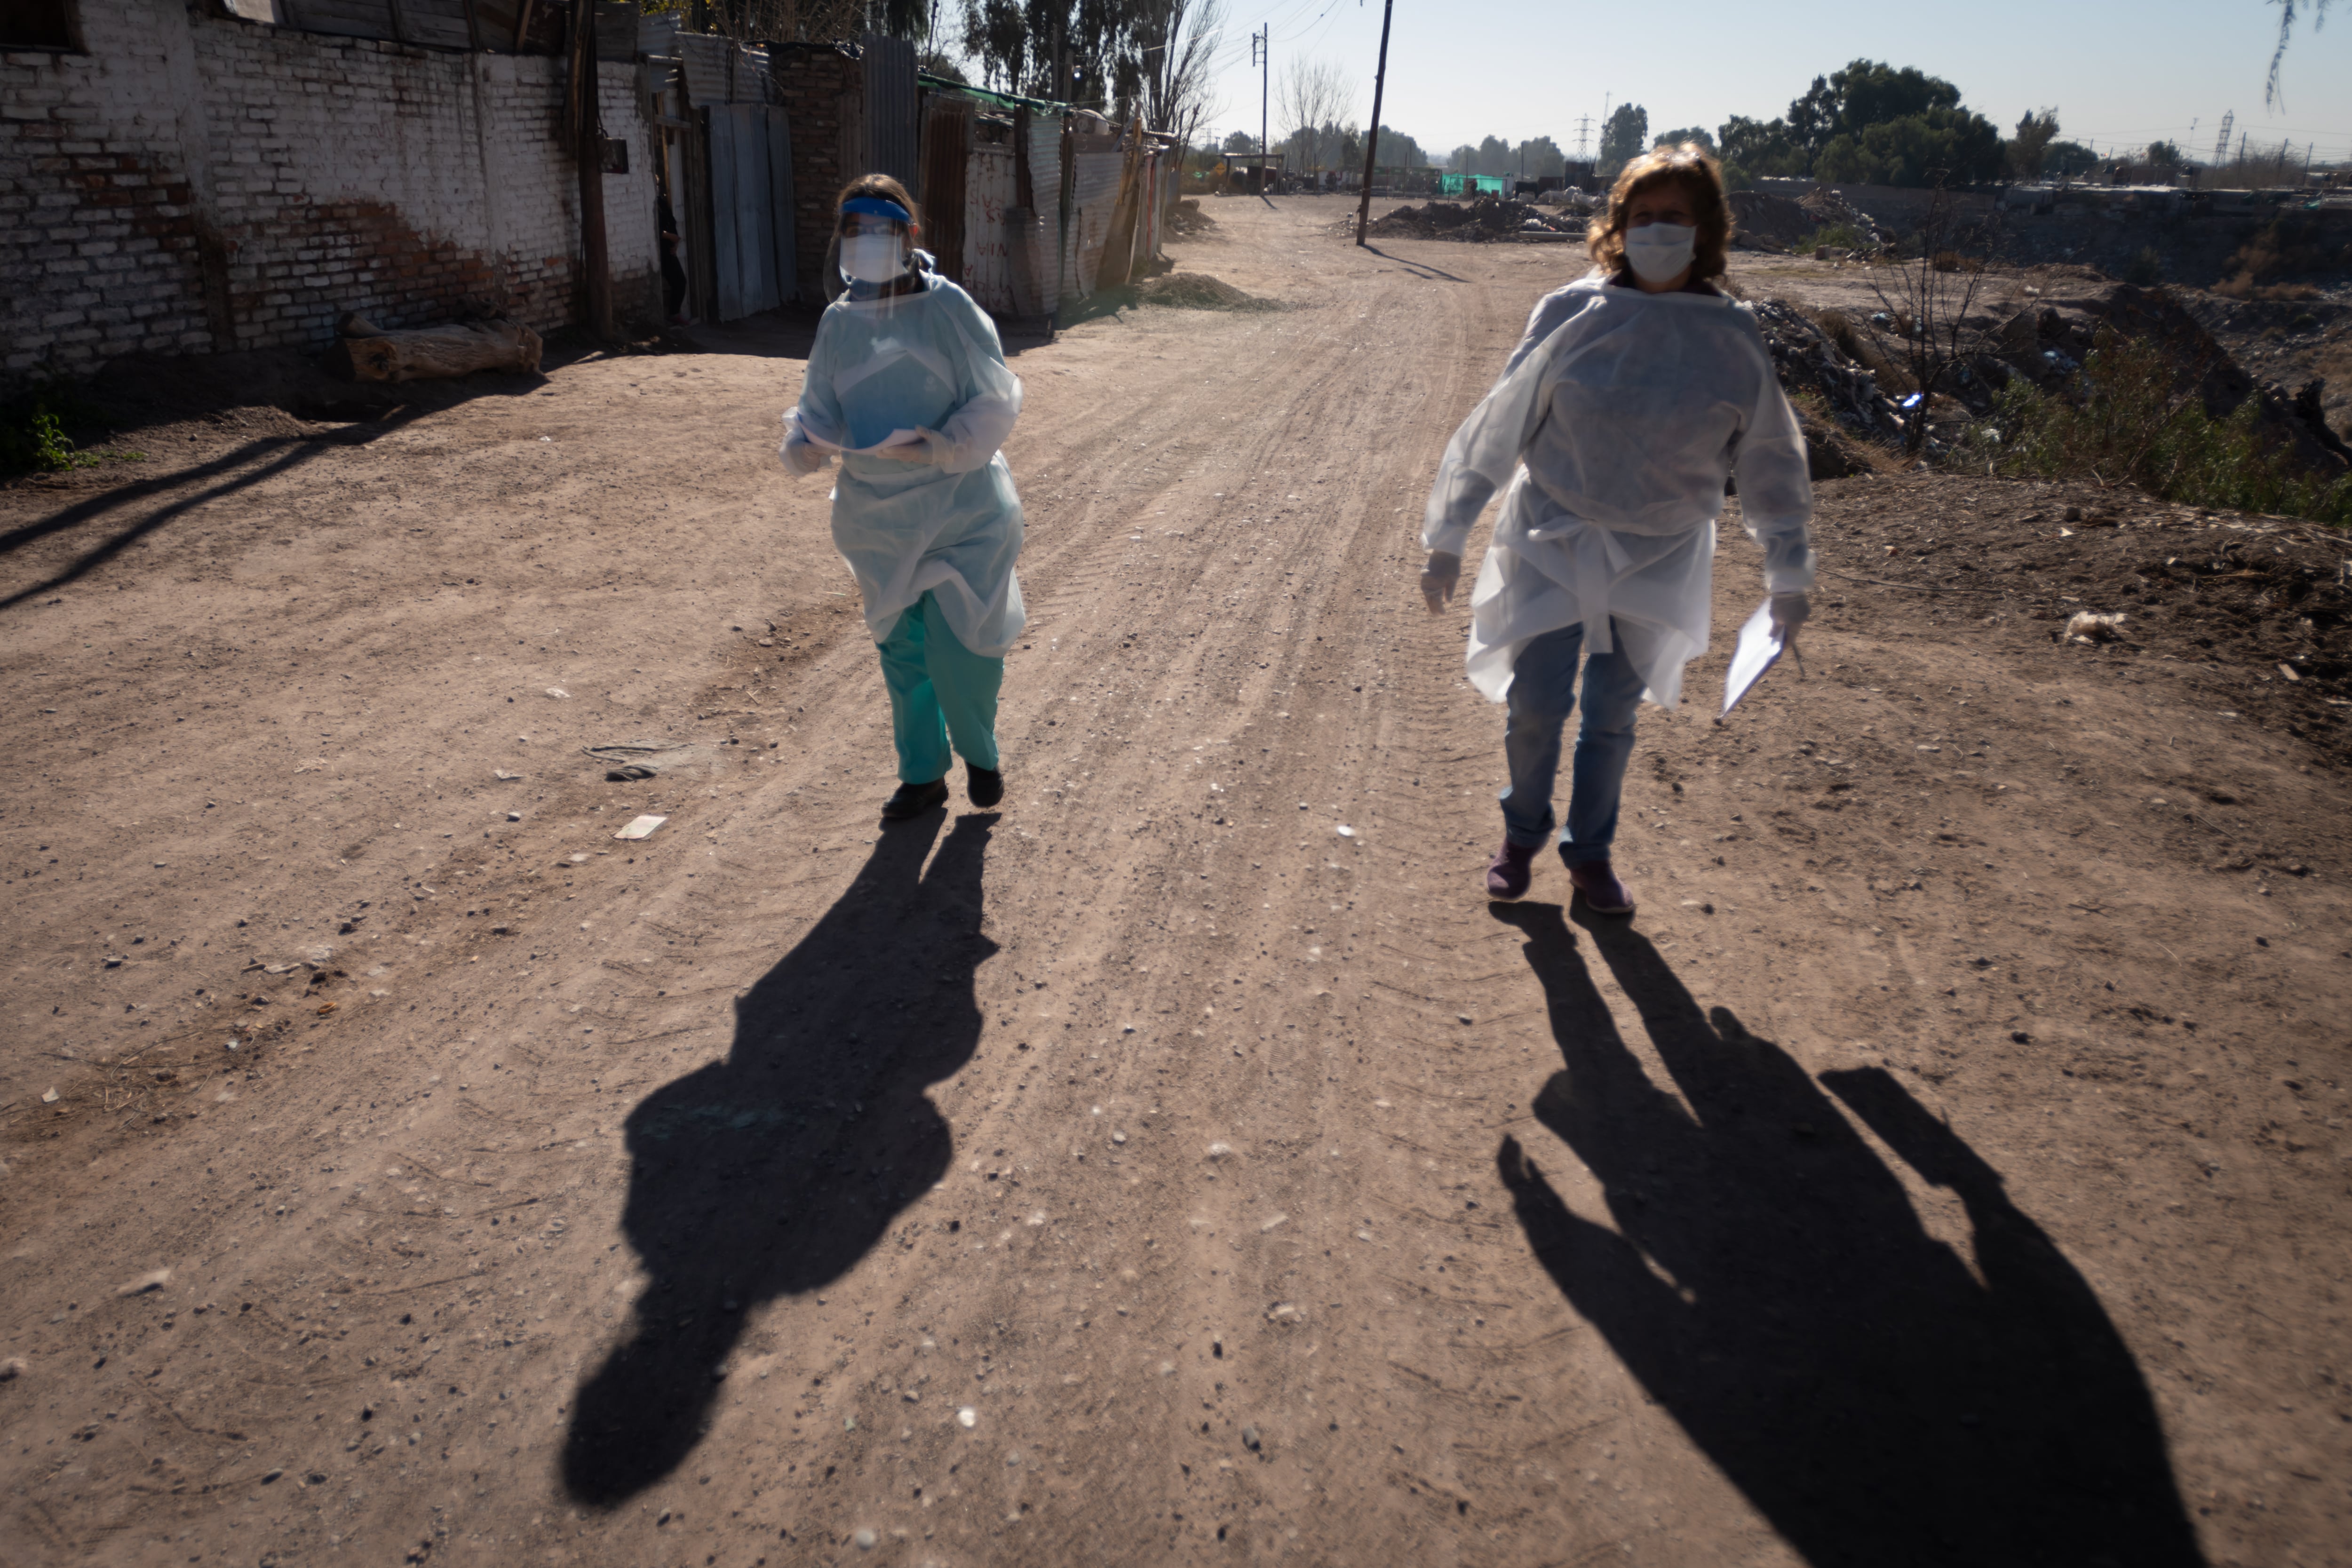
[[881, 779, 949, 820], [967, 764, 1003, 809]]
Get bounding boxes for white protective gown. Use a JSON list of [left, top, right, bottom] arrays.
[[1422, 273, 1815, 708], [785, 271, 1027, 658]]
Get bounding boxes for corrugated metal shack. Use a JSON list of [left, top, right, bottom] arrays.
[[914, 80, 1177, 331]]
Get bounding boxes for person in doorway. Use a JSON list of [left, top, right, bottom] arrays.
[[1419, 144, 1815, 911], [780, 174, 1026, 820]]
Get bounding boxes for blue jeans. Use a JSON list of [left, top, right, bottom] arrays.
[[1500, 619, 1646, 858]]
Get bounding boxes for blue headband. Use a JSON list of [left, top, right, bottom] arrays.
[[841, 196, 912, 224]]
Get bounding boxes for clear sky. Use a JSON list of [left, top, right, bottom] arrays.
[[1160, 0, 2352, 165]]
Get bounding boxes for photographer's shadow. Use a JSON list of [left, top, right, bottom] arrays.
[[562, 812, 996, 1505], [1491, 902, 2202, 1567]]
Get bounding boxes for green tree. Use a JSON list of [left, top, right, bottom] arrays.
[[2007, 109, 2058, 181], [1447, 143, 1477, 174], [1598, 103, 1649, 175], [1224, 128, 1258, 153], [1514, 135, 1567, 178], [2145, 139, 2182, 170], [2042, 139, 2097, 176], [1715, 60, 2000, 187], [1652, 126, 1716, 155]]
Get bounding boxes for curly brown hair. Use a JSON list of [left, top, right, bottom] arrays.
[[834, 172, 922, 236], [1587, 144, 1732, 282]]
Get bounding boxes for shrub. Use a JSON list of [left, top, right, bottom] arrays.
[[1799, 222, 1867, 255], [0, 383, 143, 477], [1979, 330, 2352, 525], [2123, 246, 2163, 286]]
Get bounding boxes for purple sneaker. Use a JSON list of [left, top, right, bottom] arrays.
[[1565, 857, 1635, 916], [1486, 841, 1539, 901]]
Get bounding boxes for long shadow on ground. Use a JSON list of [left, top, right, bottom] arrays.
[[1490, 901, 2203, 1568], [562, 811, 996, 1504]]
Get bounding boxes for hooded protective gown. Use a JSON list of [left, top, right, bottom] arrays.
[[785, 271, 1027, 658], [1422, 273, 1815, 708]]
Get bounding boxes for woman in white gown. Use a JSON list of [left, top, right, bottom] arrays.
[[1420, 144, 1817, 911], [782, 175, 1026, 820]]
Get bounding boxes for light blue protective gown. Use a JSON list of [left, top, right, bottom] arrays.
[[785, 271, 1027, 660]]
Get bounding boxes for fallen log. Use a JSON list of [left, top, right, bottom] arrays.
[[338, 316, 543, 383]]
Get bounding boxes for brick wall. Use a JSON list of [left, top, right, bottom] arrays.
[[1, 0, 659, 379], [769, 42, 857, 305]]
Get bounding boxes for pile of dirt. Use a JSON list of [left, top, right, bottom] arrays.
[[1982, 282, 2352, 475], [1798, 184, 1883, 243], [1132, 271, 1282, 312], [1728, 191, 1813, 253], [1165, 197, 1216, 237], [1813, 474, 2352, 769], [1363, 197, 1585, 243]]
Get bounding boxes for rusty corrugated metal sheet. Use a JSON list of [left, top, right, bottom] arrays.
[[1066, 150, 1122, 298]]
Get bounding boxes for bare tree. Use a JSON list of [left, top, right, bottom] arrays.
[[1277, 57, 1352, 172], [1136, 0, 1224, 151], [1863, 182, 2002, 454]]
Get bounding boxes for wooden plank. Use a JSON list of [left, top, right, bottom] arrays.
[[733, 106, 775, 316]]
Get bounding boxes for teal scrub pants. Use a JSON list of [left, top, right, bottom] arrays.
[[879, 590, 1003, 783]]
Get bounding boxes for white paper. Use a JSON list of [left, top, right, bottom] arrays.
[[803, 424, 926, 456], [1721, 600, 1783, 717], [613, 814, 668, 841]]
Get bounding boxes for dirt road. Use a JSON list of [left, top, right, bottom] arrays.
[[4, 196, 2348, 1567]]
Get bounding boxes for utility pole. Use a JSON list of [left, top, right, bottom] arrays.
[[1572, 114, 1591, 159], [1251, 26, 1270, 191], [1354, 0, 1393, 244]]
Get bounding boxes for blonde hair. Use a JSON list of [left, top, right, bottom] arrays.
[[1588, 144, 1732, 282], [834, 172, 922, 235]]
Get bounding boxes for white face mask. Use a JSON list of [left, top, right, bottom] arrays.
[[1623, 221, 1697, 284], [840, 232, 906, 285]]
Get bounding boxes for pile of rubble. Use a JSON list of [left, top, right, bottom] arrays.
[[1748, 299, 1909, 472], [1363, 198, 1585, 243]]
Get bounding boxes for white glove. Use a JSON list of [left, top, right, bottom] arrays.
[[779, 433, 832, 477], [1769, 591, 1811, 637], [1422, 550, 1462, 614]]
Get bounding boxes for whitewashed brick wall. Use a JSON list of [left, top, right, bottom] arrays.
[[1, 0, 657, 377]]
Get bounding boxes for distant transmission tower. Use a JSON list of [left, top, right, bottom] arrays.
[[2211, 110, 2233, 168], [1573, 115, 1593, 159]]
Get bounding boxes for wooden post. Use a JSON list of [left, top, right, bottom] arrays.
[[571, 0, 616, 338], [1354, 0, 1392, 245]]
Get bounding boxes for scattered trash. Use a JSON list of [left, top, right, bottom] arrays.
[[1334, 825, 1355, 838], [1259, 1213, 1288, 1232], [957, 1406, 977, 1428], [40, 1089, 58, 1104], [1241, 1426, 1263, 1451], [1205, 1141, 1234, 1160], [2277, 663, 2301, 682], [2065, 611, 2127, 644], [1111, 1130, 1128, 1145], [569, 852, 590, 864], [545, 687, 568, 699], [494, 770, 523, 780], [613, 815, 667, 841], [506, 811, 522, 821], [1265, 1302, 1302, 1323], [114, 1268, 170, 1297], [853, 1528, 877, 1550]]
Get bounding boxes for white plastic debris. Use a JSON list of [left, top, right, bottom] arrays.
[[2065, 611, 2126, 644], [546, 687, 568, 699], [115, 1268, 170, 1297], [1335, 825, 1355, 838], [957, 1406, 977, 1428], [40, 1088, 59, 1104], [494, 769, 523, 780], [614, 815, 667, 841]]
